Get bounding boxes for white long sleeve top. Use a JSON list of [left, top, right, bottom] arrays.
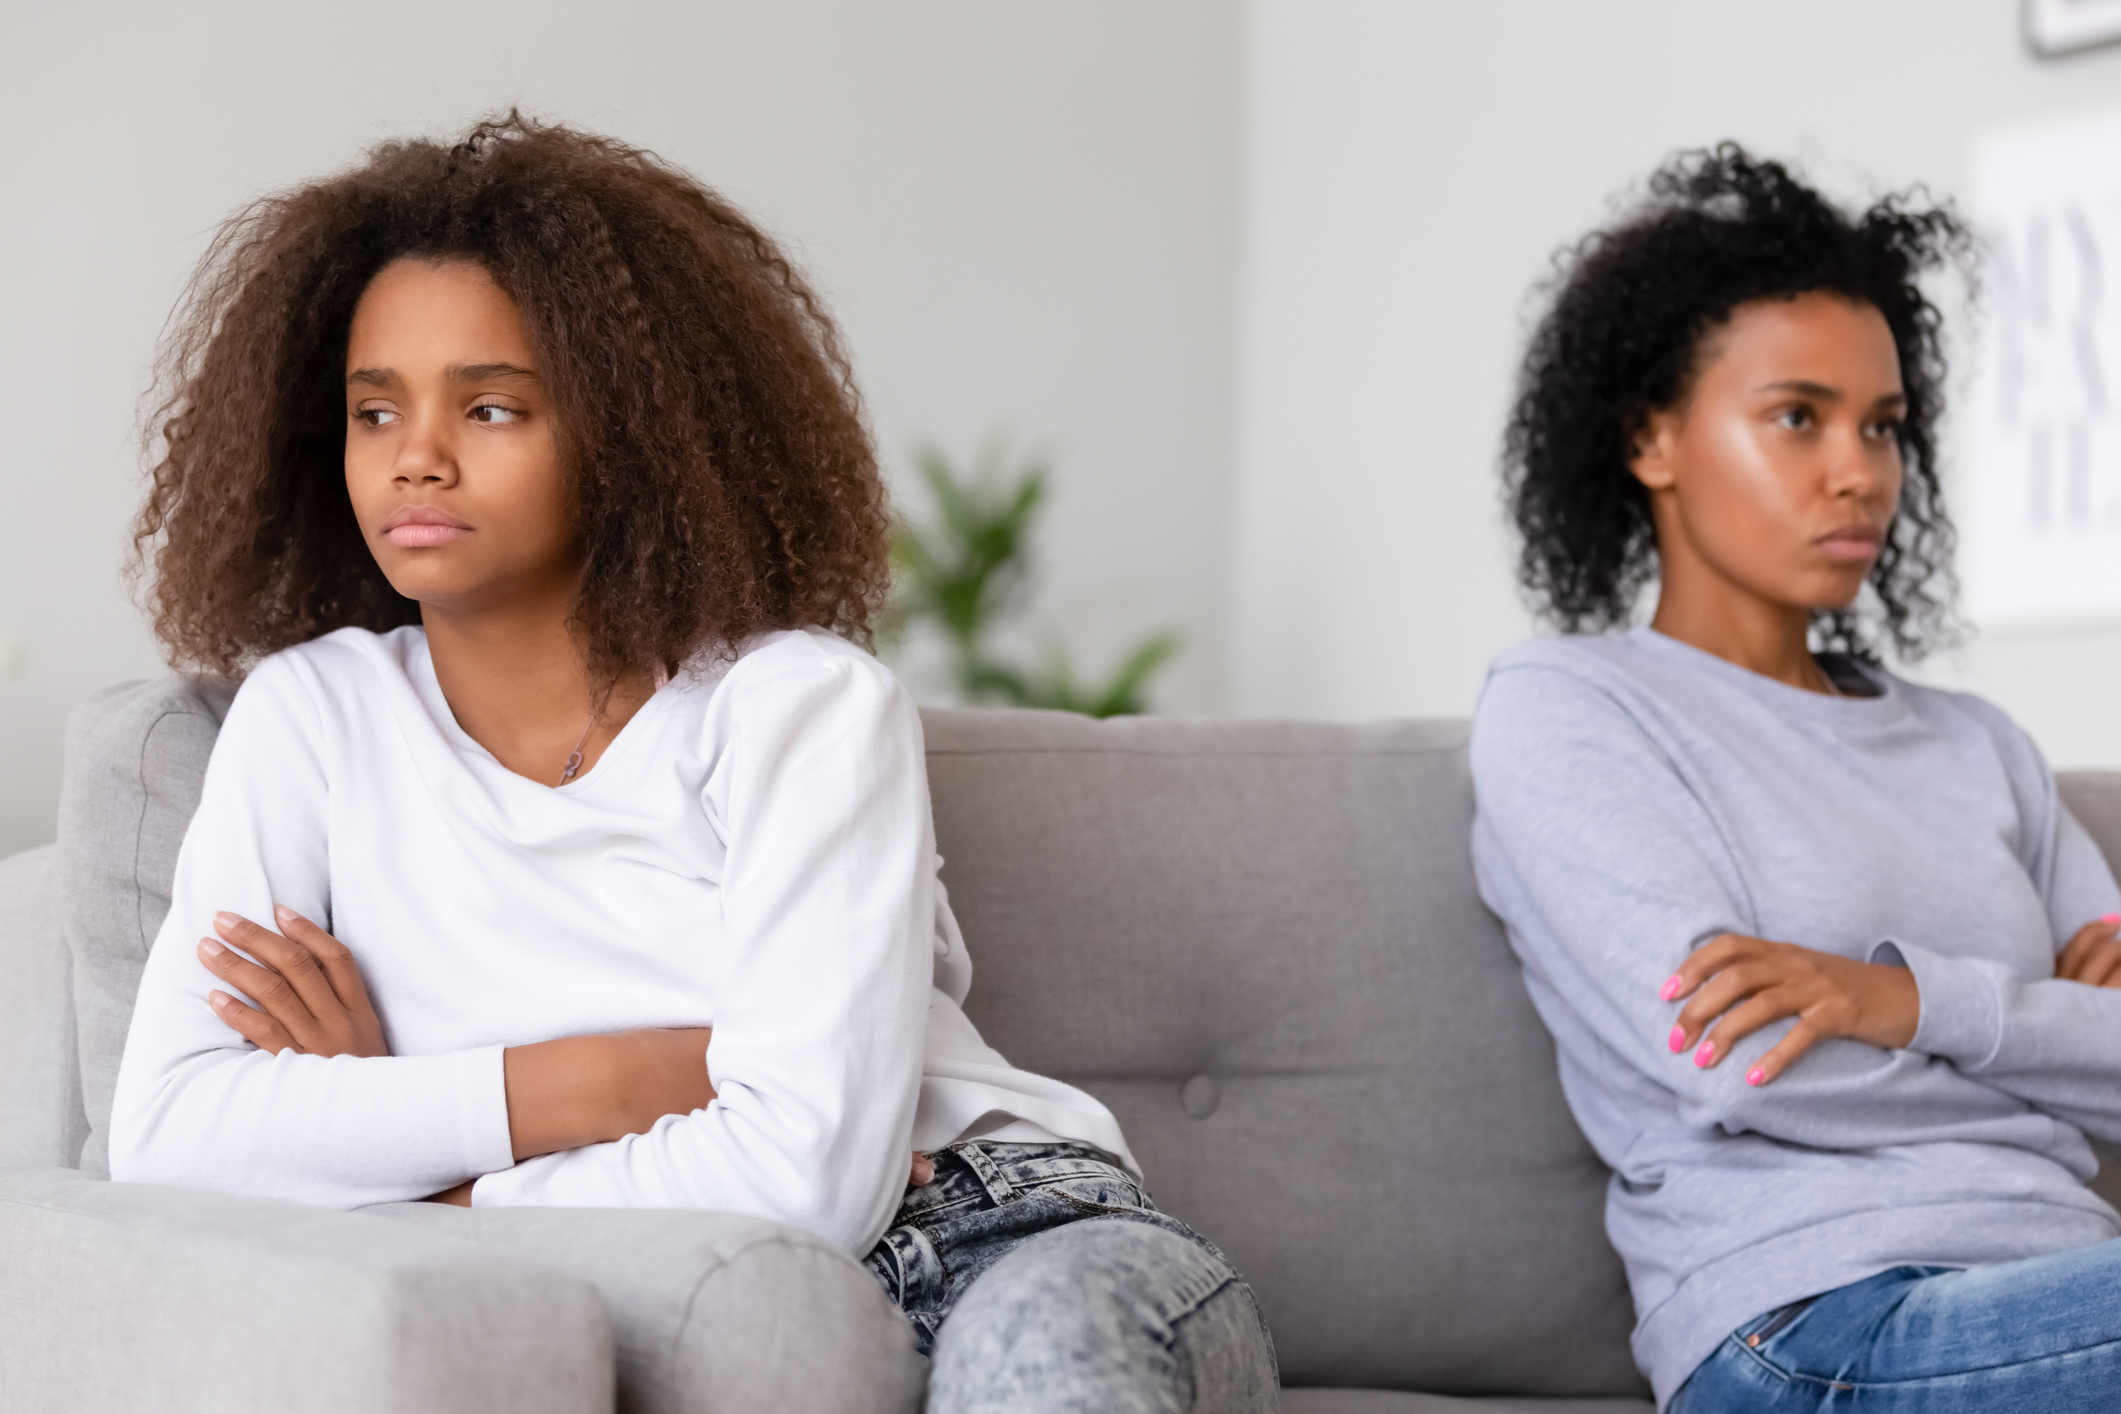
[[109, 625, 1135, 1255]]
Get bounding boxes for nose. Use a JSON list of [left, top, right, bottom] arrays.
[[1826, 422, 1889, 502], [392, 412, 460, 488]]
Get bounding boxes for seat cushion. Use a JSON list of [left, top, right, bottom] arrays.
[[921, 708, 1646, 1398], [56, 677, 234, 1175]]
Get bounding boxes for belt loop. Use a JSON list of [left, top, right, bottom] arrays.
[[949, 1141, 1017, 1205]]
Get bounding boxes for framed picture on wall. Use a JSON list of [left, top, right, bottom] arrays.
[[1962, 106, 2121, 629], [2025, 0, 2121, 57]]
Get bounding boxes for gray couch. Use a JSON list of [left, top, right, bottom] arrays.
[[7, 679, 2120, 1413]]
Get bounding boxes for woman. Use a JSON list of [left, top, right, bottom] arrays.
[[109, 114, 1275, 1412], [1471, 146, 2121, 1412]]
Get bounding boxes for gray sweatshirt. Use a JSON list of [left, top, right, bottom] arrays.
[[1469, 628, 2121, 1408]]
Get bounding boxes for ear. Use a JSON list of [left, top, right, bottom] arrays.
[[1629, 407, 1679, 492]]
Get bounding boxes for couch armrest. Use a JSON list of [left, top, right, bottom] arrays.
[[0, 1168, 613, 1414], [374, 1204, 924, 1414]]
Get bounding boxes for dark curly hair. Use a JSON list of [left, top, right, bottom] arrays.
[[1503, 144, 1970, 660], [134, 111, 890, 681]]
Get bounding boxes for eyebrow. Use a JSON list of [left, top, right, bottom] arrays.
[[1755, 379, 1906, 407], [345, 362, 541, 387]]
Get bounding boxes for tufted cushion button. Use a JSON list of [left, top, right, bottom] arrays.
[[1180, 1074, 1220, 1119]]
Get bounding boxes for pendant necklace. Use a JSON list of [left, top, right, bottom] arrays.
[[558, 714, 596, 785]]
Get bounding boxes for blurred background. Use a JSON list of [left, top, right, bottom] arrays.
[[5, 0, 2121, 854]]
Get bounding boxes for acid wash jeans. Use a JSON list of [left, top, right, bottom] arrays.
[[862, 1141, 1279, 1413], [1670, 1238, 2121, 1412]]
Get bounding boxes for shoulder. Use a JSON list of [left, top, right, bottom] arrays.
[[1477, 633, 1655, 732], [231, 626, 423, 731], [1887, 671, 2051, 782], [249, 625, 422, 693], [701, 629, 918, 739], [1472, 633, 1683, 788], [222, 631, 426, 758]]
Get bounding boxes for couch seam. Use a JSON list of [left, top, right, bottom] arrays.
[[129, 704, 212, 960]]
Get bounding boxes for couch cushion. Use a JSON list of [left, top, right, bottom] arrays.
[[372, 1204, 924, 1414], [57, 677, 234, 1176], [922, 708, 1645, 1399], [0, 846, 87, 1169]]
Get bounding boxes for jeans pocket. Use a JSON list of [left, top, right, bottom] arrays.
[[1740, 1295, 1817, 1352], [868, 1219, 947, 1315]]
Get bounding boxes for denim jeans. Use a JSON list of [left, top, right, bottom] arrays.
[[1670, 1238, 2121, 1412], [862, 1141, 1279, 1413]]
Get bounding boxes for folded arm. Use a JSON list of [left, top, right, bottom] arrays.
[[1470, 664, 2121, 1152], [108, 655, 518, 1207]]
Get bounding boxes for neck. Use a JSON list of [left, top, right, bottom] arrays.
[[1650, 589, 1821, 690], [419, 582, 653, 785]]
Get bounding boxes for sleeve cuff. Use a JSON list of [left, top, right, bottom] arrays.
[[451, 1043, 516, 1180], [1872, 937, 2004, 1068]]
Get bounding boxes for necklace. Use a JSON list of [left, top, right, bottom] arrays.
[[1814, 657, 1845, 698], [557, 714, 595, 785]]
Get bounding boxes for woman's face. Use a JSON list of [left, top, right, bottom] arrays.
[[1631, 291, 1905, 615], [343, 258, 576, 617]]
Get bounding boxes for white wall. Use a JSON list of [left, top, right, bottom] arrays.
[[1234, 0, 2121, 768], [0, 0, 1241, 854], [15, 1, 2121, 859]]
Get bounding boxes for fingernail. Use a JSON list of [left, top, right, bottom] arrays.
[[199, 937, 225, 958], [208, 990, 230, 1009], [275, 904, 296, 923], [214, 911, 240, 930], [1746, 1066, 1768, 1086], [2104, 914, 2119, 926], [1659, 975, 1684, 1001], [1668, 1025, 1687, 1053], [1694, 1041, 1716, 1067]]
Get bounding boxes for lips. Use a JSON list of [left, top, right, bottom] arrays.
[[1815, 525, 1883, 562], [381, 506, 471, 548]]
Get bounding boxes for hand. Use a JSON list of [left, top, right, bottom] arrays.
[[199, 907, 388, 1058], [1659, 933, 1918, 1088], [2057, 915, 2121, 988]]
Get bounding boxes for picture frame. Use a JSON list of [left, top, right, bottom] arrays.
[[2025, 0, 2121, 58]]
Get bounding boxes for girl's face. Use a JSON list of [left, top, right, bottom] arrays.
[[1631, 291, 1906, 615], [343, 258, 576, 617]]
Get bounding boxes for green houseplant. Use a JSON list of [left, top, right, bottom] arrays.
[[887, 442, 1179, 718]]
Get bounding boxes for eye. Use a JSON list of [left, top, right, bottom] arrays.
[[353, 407, 400, 428], [1866, 416, 1904, 442], [1773, 405, 1815, 431], [470, 403, 526, 425]]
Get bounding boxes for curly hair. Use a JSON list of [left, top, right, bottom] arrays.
[[134, 111, 891, 681], [1502, 144, 1970, 660]]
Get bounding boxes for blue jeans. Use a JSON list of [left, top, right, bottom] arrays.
[[863, 1141, 1279, 1413], [1670, 1239, 2121, 1412]]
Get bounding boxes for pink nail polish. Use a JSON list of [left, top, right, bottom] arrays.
[[1746, 1066, 1767, 1086], [2104, 914, 2119, 926], [1668, 1025, 1687, 1053], [1694, 1041, 1716, 1067], [1659, 975, 1684, 1002]]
